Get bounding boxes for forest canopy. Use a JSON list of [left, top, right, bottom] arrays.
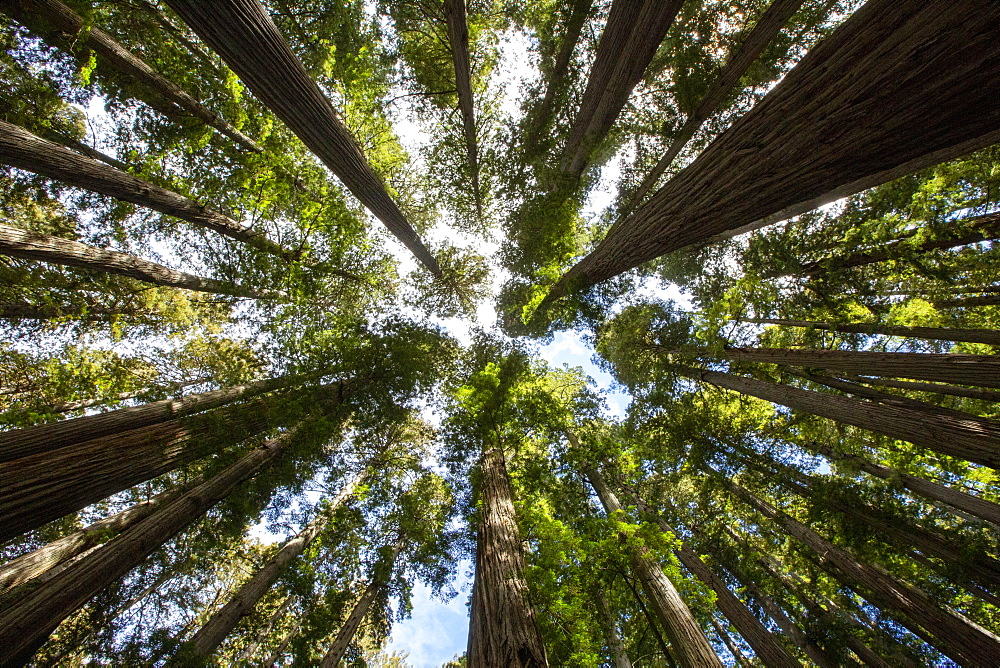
[[1, 0, 1000, 665]]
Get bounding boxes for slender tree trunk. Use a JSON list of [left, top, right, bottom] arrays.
[[594, 589, 633, 668], [0, 121, 294, 259], [181, 469, 365, 660], [619, 570, 676, 666], [443, 0, 481, 212], [0, 301, 154, 323], [743, 317, 1000, 346], [0, 0, 260, 152], [556, 0, 1000, 293], [710, 619, 749, 667], [0, 223, 282, 300], [559, 0, 684, 177], [236, 594, 295, 662], [0, 374, 301, 462], [838, 374, 1000, 403], [723, 477, 1000, 666], [47, 376, 213, 414], [583, 464, 722, 667], [467, 446, 548, 667], [0, 429, 298, 665], [682, 367, 1000, 468], [627, 0, 808, 210], [163, 0, 441, 277], [814, 443, 1000, 527], [319, 541, 404, 667], [0, 476, 199, 591], [934, 293, 1000, 309]]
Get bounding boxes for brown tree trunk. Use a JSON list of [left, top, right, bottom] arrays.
[[0, 429, 298, 665], [182, 469, 365, 660], [0, 375, 301, 462], [319, 541, 404, 667], [443, 0, 481, 212], [710, 619, 749, 667], [583, 465, 722, 667], [934, 293, 1000, 309], [0, 121, 294, 259], [815, 443, 1000, 527], [559, 0, 684, 177], [594, 589, 633, 668], [235, 594, 295, 662], [467, 446, 548, 667], [0, 223, 282, 300], [723, 477, 1000, 666], [46, 377, 213, 414], [744, 317, 1000, 347], [556, 0, 1000, 293], [627, 0, 808, 210], [163, 0, 441, 277], [0, 0, 260, 152], [838, 374, 1000, 403], [0, 301, 154, 323], [681, 367, 1000, 468]]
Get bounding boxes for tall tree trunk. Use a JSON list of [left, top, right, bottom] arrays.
[[443, 0, 481, 212], [679, 366, 1000, 468], [618, 483, 796, 667], [722, 476, 1000, 666], [0, 374, 302, 462], [0, 121, 294, 259], [594, 589, 633, 668], [319, 541, 404, 667], [743, 317, 1000, 347], [0, 428, 299, 665], [236, 594, 295, 662], [181, 469, 366, 660], [838, 374, 1000, 403], [0, 301, 156, 323], [46, 376, 213, 414], [467, 446, 548, 667], [627, 0, 808, 210], [0, 476, 200, 591], [583, 464, 722, 667], [710, 619, 749, 667], [934, 293, 1000, 309], [814, 443, 1000, 527], [555, 0, 1000, 293], [163, 0, 441, 277], [0, 223, 282, 300], [0, 0, 260, 152], [559, 0, 684, 177]]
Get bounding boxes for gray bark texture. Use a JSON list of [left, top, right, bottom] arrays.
[[163, 0, 441, 276], [558, 0, 1000, 292], [0, 121, 292, 259], [594, 590, 633, 668], [443, 0, 480, 206], [839, 374, 1000, 403], [0, 430, 297, 666], [466, 446, 548, 667], [744, 317, 1000, 347]]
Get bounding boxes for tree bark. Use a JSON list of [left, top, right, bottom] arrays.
[[627, 0, 808, 210], [814, 443, 1000, 527], [46, 376, 213, 414], [723, 477, 1000, 666], [744, 317, 1000, 347], [467, 446, 548, 667], [319, 541, 403, 667], [583, 464, 722, 667], [182, 469, 365, 660], [933, 293, 1000, 310], [0, 301, 154, 323], [0, 121, 294, 259], [163, 0, 441, 277], [0, 429, 298, 665], [710, 619, 749, 667], [559, 0, 684, 177], [556, 0, 1000, 292], [0, 223, 282, 300], [235, 593, 295, 662], [0, 375, 300, 463], [838, 374, 1000, 403], [443, 0, 480, 210], [0, 0, 260, 152], [681, 366, 1000, 468], [594, 589, 633, 668]]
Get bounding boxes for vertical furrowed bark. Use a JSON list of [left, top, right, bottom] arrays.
[[467, 446, 548, 667], [163, 0, 441, 277], [0, 430, 297, 665], [0, 223, 283, 300], [0, 0, 260, 152], [627, 0, 808, 210], [724, 477, 1000, 666], [558, 0, 1000, 292], [443, 0, 481, 210], [0, 121, 294, 259], [838, 374, 1000, 403], [743, 317, 1000, 347], [46, 376, 213, 414]]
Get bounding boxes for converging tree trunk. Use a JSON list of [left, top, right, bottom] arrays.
[[467, 446, 548, 667], [594, 589, 633, 668], [443, 0, 480, 209], [626, 0, 808, 210], [0, 0, 260, 151], [837, 374, 1000, 403], [583, 464, 722, 667], [164, 0, 441, 276], [0, 121, 294, 259], [722, 476, 1000, 666], [46, 377, 213, 414], [556, 0, 1000, 293], [559, 0, 684, 177], [0, 223, 283, 300], [0, 428, 299, 665], [743, 317, 1000, 347]]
